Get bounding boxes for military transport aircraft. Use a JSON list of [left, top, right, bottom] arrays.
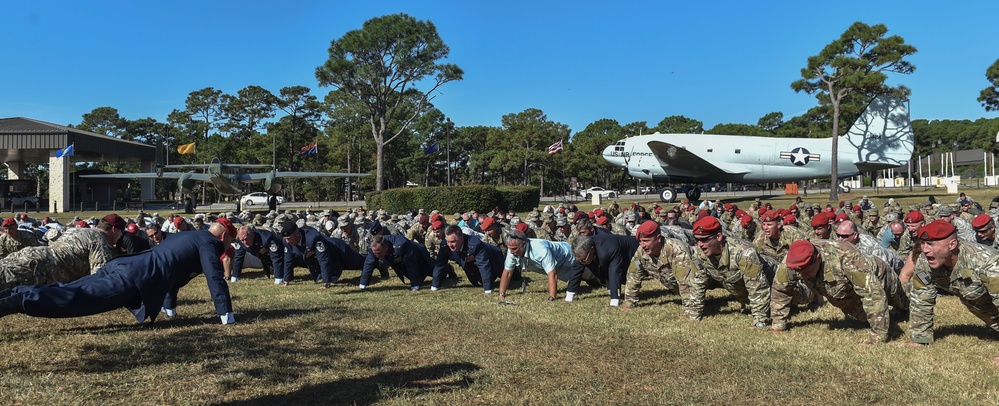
[[602, 96, 914, 202], [82, 157, 370, 213]]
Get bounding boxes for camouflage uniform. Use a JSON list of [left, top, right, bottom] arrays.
[[610, 221, 629, 236], [406, 223, 428, 246], [854, 233, 904, 273], [625, 237, 693, 308], [0, 230, 41, 259], [908, 240, 999, 344], [753, 225, 807, 263], [862, 210, 882, 236], [480, 227, 509, 257], [771, 240, 908, 343], [951, 216, 976, 243], [331, 225, 368, 253], [554, 227, 578, 245], [687, 237, 772, 325], [425, 231, 443, 260], [0, 228, 116, 290], [886, 231, 916, 259]]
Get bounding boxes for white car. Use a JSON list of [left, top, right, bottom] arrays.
[[580, 187, 618, 199], [7, 192, 39, 207], [240, 192, 284, 207]]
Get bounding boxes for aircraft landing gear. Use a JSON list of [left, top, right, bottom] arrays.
[[659, 187, 676, 203], [685, 187, 702, 202], [184, 197, 195, 214], [658, 186, 702, 203], [267, 194, 278, 212], [838, 183, 851, 194]]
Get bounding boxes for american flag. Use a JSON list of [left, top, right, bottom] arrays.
[[548, 139, 563, 155]]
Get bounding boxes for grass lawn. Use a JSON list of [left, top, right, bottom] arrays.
[[3, 188, 999, 404]]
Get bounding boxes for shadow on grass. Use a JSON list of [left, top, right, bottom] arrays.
[[935, 323, 999, 342], [214, 361, 481, 406]]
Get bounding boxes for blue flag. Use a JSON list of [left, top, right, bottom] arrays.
[[424, 142, 439, 155], [55, 144, 74, 158]]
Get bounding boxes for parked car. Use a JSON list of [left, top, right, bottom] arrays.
[[240, 192, 284, 207], [7, 192, 39, 207], [580, 187, 618, 199]]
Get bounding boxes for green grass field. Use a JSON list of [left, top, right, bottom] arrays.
[[3, 188, 999, 405]]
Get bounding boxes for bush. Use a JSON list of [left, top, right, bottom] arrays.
[[366, 185, 540, 213], [496, 186, 541, 212]]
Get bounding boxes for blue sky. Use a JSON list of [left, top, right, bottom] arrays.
[[2, 1, 997, 136]]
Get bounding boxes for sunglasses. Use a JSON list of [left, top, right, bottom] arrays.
[[836, 233, 855, 238], [693, 234, 717, 243]]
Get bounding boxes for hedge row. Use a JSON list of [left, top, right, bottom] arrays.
[[365, 185, 540, 214]]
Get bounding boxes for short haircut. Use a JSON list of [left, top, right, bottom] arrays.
[[505, 229, 528, 246], [571, 235, 595, 257], [370, 234, 391, 250], [444, 225, 463, 238]]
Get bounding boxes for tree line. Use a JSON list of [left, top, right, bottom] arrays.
[[24, 15, 999, 203]]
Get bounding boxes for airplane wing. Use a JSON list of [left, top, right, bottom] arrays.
[[646, 141, 746, 179], [240, 171, 372, 182], [80, 172, 213, 181]]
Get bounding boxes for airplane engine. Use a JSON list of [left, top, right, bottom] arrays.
[[263, 171, 283, 194], [178, 172, 201, 194]]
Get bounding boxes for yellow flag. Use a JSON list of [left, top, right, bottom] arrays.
[[177, 142, 196, 155]]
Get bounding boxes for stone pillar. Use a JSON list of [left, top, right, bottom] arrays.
[[141, 160, 156, 200], [49, 153, 69, 213], [6, 161, 24, 180]]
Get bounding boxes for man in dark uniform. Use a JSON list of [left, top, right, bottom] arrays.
[[114, 213, 150, 255], [280, 221, 364, 288], [0, 218, 239, 325], [567, 229, 641, 306], [232, 225, 288, 283], [432, 225, 505, 293], [360, 234, 433, 291]]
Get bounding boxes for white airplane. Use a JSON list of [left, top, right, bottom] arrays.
[[602, 96, 914, 202]]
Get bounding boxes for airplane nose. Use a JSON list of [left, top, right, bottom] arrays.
[[602, 145, 621, 165]]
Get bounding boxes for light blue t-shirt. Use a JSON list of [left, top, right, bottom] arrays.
[[504, 238, 575, 281]]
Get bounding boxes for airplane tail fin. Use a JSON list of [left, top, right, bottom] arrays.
[[843, 95, 914, 171]]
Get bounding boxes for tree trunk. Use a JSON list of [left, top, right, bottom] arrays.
[[829, 100, 841, 201]]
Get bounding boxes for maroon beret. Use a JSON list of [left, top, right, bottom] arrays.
[[786, 240, 816, 269], [515, 222, 529, 233], [692, 216, 721, 236], [760, 210, 780, 223], [903, 210, 925, 224], [740, 215, 754, 228], [810, 212, 830, 227], [972, 213, 992, 229], [479, 217, 496, 230], [834, 212, 849, 223], [595, 215, 610, 225], [1, 218, 15, 228], [917, 220, 956, 241], [783, 214, 797, 226], [635, 220, 660, 239], [103, 214, 127, 230]]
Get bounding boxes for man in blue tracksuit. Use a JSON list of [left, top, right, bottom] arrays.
[[360, 234, 433, 291], [280, 221, 364, 288], [432, 225, 504, 293], [0, 218, 239, 324]]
